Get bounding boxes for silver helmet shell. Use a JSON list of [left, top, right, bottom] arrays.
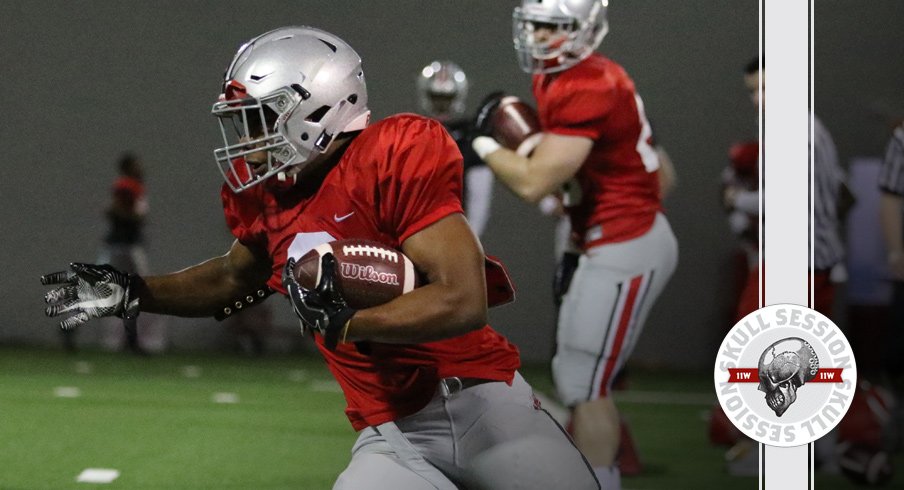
[[512, 0, 609, 74], [212, 26, 370, 193], [417, 60, 468, 121]]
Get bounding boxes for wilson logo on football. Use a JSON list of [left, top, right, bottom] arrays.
[[714, 304, 857, 447], [340, 263, 400, 286]]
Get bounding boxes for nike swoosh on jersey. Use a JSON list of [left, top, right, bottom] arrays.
[[334, 211, 355, 222]]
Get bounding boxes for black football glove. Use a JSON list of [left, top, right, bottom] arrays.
[[283, 253, 357, 351], [552, 252, 581, 308], [41, 263, 141, 335], [473, 91, 507, 136]]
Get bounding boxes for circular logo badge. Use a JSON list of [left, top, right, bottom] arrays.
[[713, 304, 857, 447]]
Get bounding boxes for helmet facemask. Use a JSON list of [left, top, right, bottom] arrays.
[[417, 61, 468, 121], [513, 0, 609, 74], [213, 86, 303, 192]]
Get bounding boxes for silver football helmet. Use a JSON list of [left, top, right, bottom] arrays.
[[417, 60, 468, 121], [513, 0, 609, 74], [212, 26, 370, 193]]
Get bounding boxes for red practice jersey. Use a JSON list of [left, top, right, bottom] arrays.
[[106, 175, 146, 245], [221, 114, 520, 430], [113, 176, 144, 207], [533, 53, 662, 249]]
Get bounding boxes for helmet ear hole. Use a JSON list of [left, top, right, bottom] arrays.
[[306, 105, 332, 123]]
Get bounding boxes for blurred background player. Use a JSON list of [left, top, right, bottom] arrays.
[[725, 57, 849, 321], [94, 152, 166, 354], [811, 112, 849, 319], [417, 60, 494, 238], [541, 121, 676, 477], [473, 1, 678, 488], [41, 26, 601, 489], [879, 120, 904, 441], [722, 58, 763, 324]]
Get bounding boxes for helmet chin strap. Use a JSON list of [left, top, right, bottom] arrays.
[[275, 161, 306, 186], [276, 171, 296, 185]]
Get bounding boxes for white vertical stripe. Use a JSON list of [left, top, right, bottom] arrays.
[[762, 0, 810, 488], [811, 443, 816, 490], [764, 0, 809, 308]]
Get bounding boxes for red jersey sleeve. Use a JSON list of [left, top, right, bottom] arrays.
[[376, 116, 464, 243], [535, 67, 615, 140], [221, 184, 265, 247]]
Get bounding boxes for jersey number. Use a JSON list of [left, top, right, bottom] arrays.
[[634, 94, 660, 173]]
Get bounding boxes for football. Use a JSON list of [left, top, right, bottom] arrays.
[[293, 239, 419, 309], [489, 96, 542, 157]]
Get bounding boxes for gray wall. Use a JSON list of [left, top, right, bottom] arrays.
[[3, 1, 897, 369]]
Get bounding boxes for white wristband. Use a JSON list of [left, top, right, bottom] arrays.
[[472, 136, 503, 160]]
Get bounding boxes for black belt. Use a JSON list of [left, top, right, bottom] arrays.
[[440, 377, 495, 397]]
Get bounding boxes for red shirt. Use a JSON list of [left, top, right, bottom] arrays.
[[533, 53, 662, 249], [106, 176, 146, 245], [113, 176, 144, 206], [221, 114, 520, 430]]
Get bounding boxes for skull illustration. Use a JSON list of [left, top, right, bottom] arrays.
[[757, 337, 819, 417]]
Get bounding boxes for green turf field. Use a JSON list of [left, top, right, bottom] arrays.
[[0, 347, 898, 489]]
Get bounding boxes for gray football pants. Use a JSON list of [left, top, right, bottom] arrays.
[[333, 372, 600, 489]]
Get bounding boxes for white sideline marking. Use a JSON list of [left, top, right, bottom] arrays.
[[54, 386, 81, 398], [76, 468, 120, 483], [212, 392, 239, 404], [309, 380, 342, 393], [73, 361, 93, 374], [288, 369, 308, 382], [181, 365, 202, 378], [613, 390, 714, 406]]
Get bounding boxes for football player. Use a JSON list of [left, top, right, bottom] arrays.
[[417, 60, 495, 238], [41, 26, 600, 489], [95, 152, 167, 355], [472, 2, 679, 488]]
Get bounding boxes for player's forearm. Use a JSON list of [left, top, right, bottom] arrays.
[[136, 256, 260, 317], [345, 281, 487, 345], [485, 149, 556, 203]]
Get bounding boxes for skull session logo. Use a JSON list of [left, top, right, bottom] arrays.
[[756, 337, 820, 417], [713, 304, 857, 447]]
